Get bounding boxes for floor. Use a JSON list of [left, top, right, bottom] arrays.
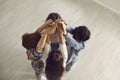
[[0, 0, 120, 80]]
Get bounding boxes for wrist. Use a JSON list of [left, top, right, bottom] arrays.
[[33, 49, 42, 57], [63, 32, 67, 36]]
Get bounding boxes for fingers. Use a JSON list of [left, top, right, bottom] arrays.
[[41, 26, 56, 36], [45, 19, 53, 25], [56, 22, 66, 36], [43, 19, 66, 35]]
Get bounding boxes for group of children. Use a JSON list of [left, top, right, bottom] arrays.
[[22, 13, 90, 80]]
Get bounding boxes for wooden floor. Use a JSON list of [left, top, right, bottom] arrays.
[[0, 0, 120, 80]]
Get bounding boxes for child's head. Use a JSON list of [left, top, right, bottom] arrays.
[[46, 12, 62, 22], [22, 32, 41, 49], [45, 51, 64, 80], [72, 26, 91, 42]]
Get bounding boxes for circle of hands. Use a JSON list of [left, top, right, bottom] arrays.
[[40, 19, 67, 44]]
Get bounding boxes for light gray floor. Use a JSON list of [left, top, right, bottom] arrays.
[[0, 0, 120, 80]]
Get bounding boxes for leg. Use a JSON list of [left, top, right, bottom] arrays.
[[66, 53, 78, 71], [31, 60, 44, 78]]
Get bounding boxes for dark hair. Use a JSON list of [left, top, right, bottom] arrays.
[[72, 26, 91, 42], [46, 13, 62, 22], [22, 32, 41, 49], [45, 51, 64, 80]]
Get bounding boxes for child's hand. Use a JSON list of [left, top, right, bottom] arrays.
[[41, 25, 56, 36], [55, 19, 64, 23], [29, 53, 34, 60], [45, 19, 53, 26], [57, 21, 67, 35], [56, 25, 63, 36]]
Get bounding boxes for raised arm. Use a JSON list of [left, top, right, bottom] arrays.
[[56, 23, 68, 67], [65, 33, 85, 51], [36, 23, 56, 52], [36, 19, 53, 34]]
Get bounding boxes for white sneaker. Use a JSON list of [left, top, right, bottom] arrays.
[[40, 75, 47, 80], [35, 72, 41, 78]]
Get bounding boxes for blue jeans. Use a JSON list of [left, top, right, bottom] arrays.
[[50, 43, 59, 51]]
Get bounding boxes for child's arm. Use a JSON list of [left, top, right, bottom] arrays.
[[36, 34, 48, 52], [57, 25, 68, 67], [56, 26, 65, 44], [56, 20, 67, 36], [65, 33, 85, 51], [36, 19, 53, 34], [60, 22, 67, 35], [36, 25, 56, 52]]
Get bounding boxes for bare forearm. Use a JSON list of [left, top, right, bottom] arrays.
[[46, 35, 51, 44], [36, 19, 53, 34], [59, 35, 65, 44], [36, 34, 47, 51], [36, 23, 47, 34]]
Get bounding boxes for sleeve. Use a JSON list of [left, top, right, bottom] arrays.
[[65, 33, 85, 51], [59, 44, 68, 68], [42, 43, 51, 63], [66, 25, 74, 33]]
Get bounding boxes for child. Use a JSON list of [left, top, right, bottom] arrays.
[[45, 22, 67, 80], [22, 12, 68, 79], [45, 51, 64, 80], [65, 25, 91, 71], [21, 13, 59, 79], [22, 33, 44, 79], [34, 13, 68, 80], [36, 13, 66, 54]]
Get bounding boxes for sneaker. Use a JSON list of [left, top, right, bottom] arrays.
[[65, 62, 73, 71], [40, 75, 47, 80], [35, 72, 41, 78], [66, 66, 72, 71]]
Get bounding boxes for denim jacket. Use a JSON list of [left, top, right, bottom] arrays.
[[65, 25, 85, 64]]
